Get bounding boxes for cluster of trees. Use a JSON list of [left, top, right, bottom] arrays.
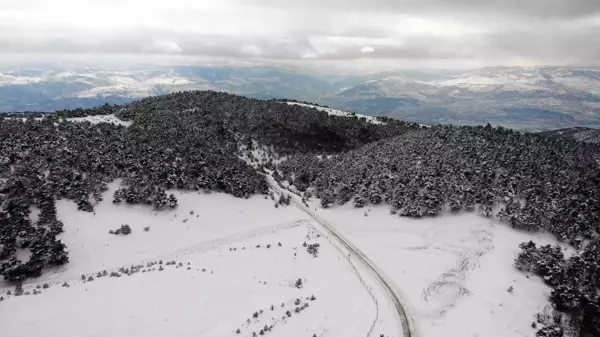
[[515, 241, 600, 336], [278, 124, 600, 244], [0, 90, 406, 282], [0, 184, 68, 282]]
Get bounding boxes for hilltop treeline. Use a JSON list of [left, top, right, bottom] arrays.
[[278, 124, 600, 243]]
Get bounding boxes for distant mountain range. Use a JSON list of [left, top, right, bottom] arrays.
[[538, 127, 600, 144], [1, 65, 599, 130]]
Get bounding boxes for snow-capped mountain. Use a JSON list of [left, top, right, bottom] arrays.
[[538, 126, 600, 144], [0, 66, 334, 112], [320, 67, 600, 130], [1, 65, 599, 130]]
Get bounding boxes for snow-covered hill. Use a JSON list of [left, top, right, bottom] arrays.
[[285, 102, 385, 125], [2, 66, 600, 130]]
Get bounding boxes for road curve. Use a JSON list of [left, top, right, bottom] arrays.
[[267, 177, 418, 337]]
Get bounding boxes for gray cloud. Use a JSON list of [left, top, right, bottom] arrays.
[[244, 0, 600, 19], [0, 0, 599, 68]]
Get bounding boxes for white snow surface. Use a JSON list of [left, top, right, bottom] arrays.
[[66, 114, 132, 127], [0, 180, 568, 337], [285, 102, 385, 124], [0, 184, 394, 337], [306, 201, 569, 337]]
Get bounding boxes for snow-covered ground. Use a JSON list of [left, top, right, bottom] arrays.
[[0, 183, 395, 337], [285, 102, 384, 125], [306, 201, 569, 337], [66, 114, 132, 127], [2, 114, 132, 127], [0, 178, 569, 337]]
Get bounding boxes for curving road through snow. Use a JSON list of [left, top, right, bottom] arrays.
[[267, 177, 418, 337]]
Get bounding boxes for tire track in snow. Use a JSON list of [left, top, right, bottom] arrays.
[[267, 176, 418, 337], [421, 227, 493, 318]]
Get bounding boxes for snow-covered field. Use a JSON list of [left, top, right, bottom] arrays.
[[0, 184, 395, 337], [0, 179, 567, 337], [306, 201, 569, 337]]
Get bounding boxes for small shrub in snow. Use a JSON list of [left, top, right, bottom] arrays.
[[62, 281, 70, 287], [536, 324, 563, 337], [116, 224, 132, 235], [306, 243, 320, 257], [508, 286, 514, 293], [42, 283, 49, 289], [0, 296, 3, 301], [266, 244, 271, 248], [7, 291, 11, 296], [278, 242, 282, 247], [167, 194, 178, 208], [158, 266, 164, 271], [286, 310, 292, 317], [236, 329, 240, 334], [109, 224, 132, 235], [87, 276, 94, 282], [295, 278, 303, 289], [144, 226, 150, 232]]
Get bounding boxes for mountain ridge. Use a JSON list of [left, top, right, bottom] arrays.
[[1, 66, 600, 131]]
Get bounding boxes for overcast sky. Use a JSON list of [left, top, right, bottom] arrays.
[[0, 0, 599, 70]]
